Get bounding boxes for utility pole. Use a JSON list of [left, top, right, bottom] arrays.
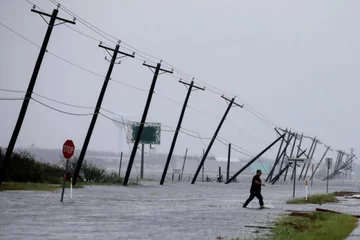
[[266, 131, 293, 182], [226, 133, 286, 184], [160, 80, 204, 185], [202, 149, 205, 182], [311, 164, 314, 187], [123, 61, 173, 185], [141, 144, 144, 179], [309, 145, 331, 181], [279, 132, 297, 181], [227, 143, 231, 182], [191, 96, 243, 184], [350, 148, 355, 180], [265, 129, 286, 182], [118, 152, 123, 178], [0, 6, 75, 185], [270, 149, 307, 185], [180, 148, 188, 181], [290, 134, 304, 181], [303, 139, 319, 180], [298, 137, 316, 181], [73, 42, 134, 185]]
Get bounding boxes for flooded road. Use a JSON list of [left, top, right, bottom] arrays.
[[1, 178, 359, 239]]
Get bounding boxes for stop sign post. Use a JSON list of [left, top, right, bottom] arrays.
[[61, 140, 75, 202]]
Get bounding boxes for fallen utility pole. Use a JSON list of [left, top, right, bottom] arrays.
[[123, 62, 173, 185], [271, 149, 307, 185], [225, 133, 286, 184], [334, 151, 345, 177], [289, 134, 304, 181], [265, 129, 287, 182], [309, 145, 331, 181], [323, 154, 356, 180], [0, 6, 76, 185], [191, 95, 243, 184], [303, 139, 319, 180], [160, 80, 204, 185], [73, 43, 134, 185], [298, 138, 316, 181], [279, 132, 297, 181], [266, 132, 294, 182]]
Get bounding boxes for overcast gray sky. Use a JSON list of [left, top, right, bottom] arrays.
[[0, 0, 359, 162]]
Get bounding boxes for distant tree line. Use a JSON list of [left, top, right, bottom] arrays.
[[0, 147, 121, 184]]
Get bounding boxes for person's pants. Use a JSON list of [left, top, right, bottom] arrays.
[[243, 190, 264, 207]]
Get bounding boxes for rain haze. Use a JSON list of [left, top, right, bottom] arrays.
[[2, 1, 360, 240], [0, 0, 359, 164]]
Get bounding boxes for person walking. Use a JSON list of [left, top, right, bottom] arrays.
[[243, 169, 265, 208]]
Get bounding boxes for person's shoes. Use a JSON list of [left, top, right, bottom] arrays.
[[259, 206, 265, 209], [243, 205, 247, 208]]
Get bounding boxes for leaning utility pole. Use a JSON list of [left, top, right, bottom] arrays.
[[160, 80, 205, 185], [303, 139, 319, 180], [226, 133, 286, 184], [271, 148, 307, 185], [349, 148, 355, 179], [123, 61, 173, 186], [289, 134, 304, 181], [191, 96, 243, 184], [282, 133, 297, 182], [72, 42, 134, 185], [266, 131, 294, 182], [279, 132, 297, 179], [309, 145, 331, 181], [298, 137, 316, 180], [0, 6, 75, 185], [227, 143, 231, 182], [265, 129, 287, 182]]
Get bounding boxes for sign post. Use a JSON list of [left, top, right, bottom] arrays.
[[61, 140, 75, 202]]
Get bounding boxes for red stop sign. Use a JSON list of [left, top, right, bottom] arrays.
[[62, 140, 75, 159]]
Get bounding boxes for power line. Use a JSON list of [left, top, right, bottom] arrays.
[[111, 79, 148, 92], [48, 0, 161, 66], [33, 92, 94, 109], [0, 21, 160, 96], [0, 86, 279, 155], [225, 119, 264, 144], [0, 22, 41, 48], [0, 88, 25, 93], [2, 6, 319, 156], [47, 0, 118, 45], [153, 92, 183, 106], [45, 0, 280, 131], [31, 97, 94, 116], [25, 0, 44, 12], [97, 113, 140, 177], [47, 51, 105, 78], [217, 135, 255, 155], [0, 97, 28, 101], [216, 138, 254, 158]]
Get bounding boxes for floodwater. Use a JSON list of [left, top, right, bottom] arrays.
[[1, 177, 359, 240]]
